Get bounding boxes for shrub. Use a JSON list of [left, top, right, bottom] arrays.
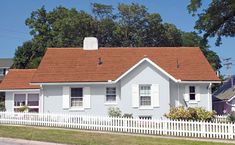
[[0, 102, 5, 111], [108, 107, 122, 117], [164, 106, 192, 120], [122, 113, 133, 118], [195, 107, 216, 121], [165, 106, 215, 121], [228, 111, 235, 122], [16, 106, 29, 112]]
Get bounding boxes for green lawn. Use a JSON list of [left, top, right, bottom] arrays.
[[0, 125, 232, 145]]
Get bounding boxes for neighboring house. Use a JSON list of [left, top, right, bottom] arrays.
[[213, 76, 235, 114], [0, 58, 13, 102], [0, 38, 220, 118], [0, 58, 13, 83]]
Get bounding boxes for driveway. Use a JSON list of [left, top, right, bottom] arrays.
[[0, 137, 66, 145]]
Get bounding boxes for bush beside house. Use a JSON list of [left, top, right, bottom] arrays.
[[0, 102, 5, 111], [165, 106, 216, 121]]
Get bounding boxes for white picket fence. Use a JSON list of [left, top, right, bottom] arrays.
[[214, 115, 229, 122], [0, 112, 234, 140]]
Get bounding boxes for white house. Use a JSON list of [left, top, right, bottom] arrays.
[[0, 37, 220, 119]]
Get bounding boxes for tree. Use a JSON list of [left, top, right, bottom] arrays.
[[13, 3, 221, 71], [13, 41, 42, 69], [188, 0, 235, 46]]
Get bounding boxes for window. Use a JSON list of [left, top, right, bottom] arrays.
[[28, 94, 39, 106], [14, 93, 39, 113], [189, 86, 196, 100], [71, 88, 83, 107], [106, 87, 116, 102], [14, 94, 26, 107], [139, 85, 151, 106], [139, 116, 152, 120]]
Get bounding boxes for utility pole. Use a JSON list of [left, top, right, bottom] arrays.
[[223, 58, 233, 87]]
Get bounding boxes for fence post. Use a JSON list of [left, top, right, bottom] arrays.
[[201, 121, 206, 138], [163, 119, 167, 135], [229, 122, 233, 139], [123, 117, 128, 132]]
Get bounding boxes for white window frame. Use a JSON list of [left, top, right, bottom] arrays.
[[70, 88, 83, 108], [13, 92, 40, 113], [139, 85, 152, 107], [189, 86, 196, 101], [105, 87, 117, 103]]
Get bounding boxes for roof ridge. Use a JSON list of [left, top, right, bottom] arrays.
[[99, 47, 200, 49], [9, 69, 37, 71], [47, 47, 200, 50]]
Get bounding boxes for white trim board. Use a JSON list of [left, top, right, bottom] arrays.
[[30, 82, 114, 86], [0, 89, 40, 92], [114, 58, 180, 83], [180, 81, 221, 84], [228, 95, 235, 102]]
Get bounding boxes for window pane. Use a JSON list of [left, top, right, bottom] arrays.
[[140, 85, 151, 96], [140, 96, 151, 106], [140, 85, 151, 106], [106, 95, 116, 102], [139, 116, 152, 120], [28, 94, 39, 106], [189, 86, 195, 93], [14, 94, 26, 106], [28, 108, 39, 113], [106, 87, 116, 102], [71, 88, 83, 97], [71, 98, 83, 107], [190, 94, 196, 100]]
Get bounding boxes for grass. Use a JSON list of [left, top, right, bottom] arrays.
[[0, 125, 233, 145]]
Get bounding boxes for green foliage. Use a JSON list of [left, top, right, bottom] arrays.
[[188, 0, 235, 46], [0, 102, 5, 111], [16, 106, 29, 112], [165, 106, 216, 121], [228, 111, 235, 122], [108, 107, 122, 117], [165, 106, 192, 120], [122, 113, 133, 118], [13, 3, 221, 71]]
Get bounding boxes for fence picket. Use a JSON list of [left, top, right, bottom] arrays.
[[0, 112, 234, 140]]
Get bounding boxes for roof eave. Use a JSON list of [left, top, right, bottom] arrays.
[[0, 89, 40, 92]]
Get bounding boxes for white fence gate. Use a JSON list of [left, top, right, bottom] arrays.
[[0, 112, 234, 140]]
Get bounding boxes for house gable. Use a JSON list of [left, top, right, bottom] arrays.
[[114, 57, 178, 83]]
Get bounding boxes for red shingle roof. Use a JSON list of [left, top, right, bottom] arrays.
[[31, 47, 220, 83], [0, 69, 40, 90]]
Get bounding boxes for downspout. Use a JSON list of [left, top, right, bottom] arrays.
[[40, 85, 44, 113], [208, 83, 212, 111], [177, 83, 180, 106]]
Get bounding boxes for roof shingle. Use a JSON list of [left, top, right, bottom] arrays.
[[31, 47, 219, 83], [0, 69, 40, 90]]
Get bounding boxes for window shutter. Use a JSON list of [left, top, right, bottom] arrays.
[[62, 86, 70, 109], [83, 87, 91, 108], [184, 85, 189, 102], [196, 86, 201, 102], [132, 84, 139, 108], [151, 84, 160, 107]]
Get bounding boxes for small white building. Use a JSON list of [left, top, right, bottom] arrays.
[[0, 38, 220, 119]]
